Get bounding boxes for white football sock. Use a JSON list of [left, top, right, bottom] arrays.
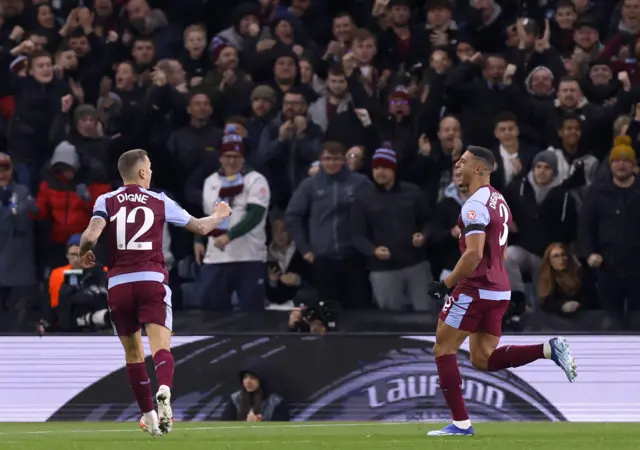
[[453, 419, 472, 429], [543, 341, 552, 359]]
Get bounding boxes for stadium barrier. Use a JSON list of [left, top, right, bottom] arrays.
[[0, 335, 635, 422]]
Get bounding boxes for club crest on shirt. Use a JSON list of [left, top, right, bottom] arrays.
[[466, 210, 476, 220]]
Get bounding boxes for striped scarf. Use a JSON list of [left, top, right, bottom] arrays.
[[210, 172, 244, 237]]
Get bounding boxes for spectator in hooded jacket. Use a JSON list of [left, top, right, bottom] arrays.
[[220, 362, 290, 422], [215, 3, 271, 54], [31, 141, 110, 267]]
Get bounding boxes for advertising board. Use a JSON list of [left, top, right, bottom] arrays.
[[0, 335, 634, 422]]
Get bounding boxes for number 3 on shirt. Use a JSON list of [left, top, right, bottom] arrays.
[[110, 206, 154, 250], [498, 202, 509, 247]]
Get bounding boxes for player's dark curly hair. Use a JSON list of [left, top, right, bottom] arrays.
[[467, 146, 495, 172]]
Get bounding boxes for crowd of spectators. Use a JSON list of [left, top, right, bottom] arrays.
[[1, 0, 640, 331]]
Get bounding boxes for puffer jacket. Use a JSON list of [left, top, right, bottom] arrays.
[[31, 142, 110, 243]]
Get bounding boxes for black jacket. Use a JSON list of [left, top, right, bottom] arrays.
[[503, 172, 578, 256], [426, 183, 464, 276], [220, 360, 290, 422], [350, 180, 430, 271], [578, 176, 640, 278]]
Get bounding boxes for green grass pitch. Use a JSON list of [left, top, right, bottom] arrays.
[[0, 422, 638, 450]]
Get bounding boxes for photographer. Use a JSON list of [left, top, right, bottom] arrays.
[[44, 234, 109, 332], [287, 294, 339, 335]]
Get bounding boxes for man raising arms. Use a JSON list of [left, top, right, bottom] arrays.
[[426, 146, 577, 436], [78, 149, 231, 436]]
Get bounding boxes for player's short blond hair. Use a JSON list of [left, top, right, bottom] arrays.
[[118, 149, 148, 180], [183, 24, 207, 41]]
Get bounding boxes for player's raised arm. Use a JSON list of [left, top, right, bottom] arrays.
[[443, 200, 489, 289], [162, 192, 232, 236]]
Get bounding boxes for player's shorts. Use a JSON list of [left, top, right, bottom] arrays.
[[437, 288, 510, 337], [107, 279, 173, 336]]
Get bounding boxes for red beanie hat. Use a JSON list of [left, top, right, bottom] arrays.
[[220, 133, 245, 156]]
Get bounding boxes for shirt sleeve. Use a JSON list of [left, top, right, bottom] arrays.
[[246, 175, 271, 208], [92, 194, 108, 221], [162, 193, 192, 227], [461, 200, 490, 236]]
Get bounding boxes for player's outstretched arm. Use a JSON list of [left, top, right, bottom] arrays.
[[183, 201, 232, 236], [79, 217, 107, 256]]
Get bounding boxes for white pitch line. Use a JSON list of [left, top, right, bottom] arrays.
[[0, 422, 417, 437]]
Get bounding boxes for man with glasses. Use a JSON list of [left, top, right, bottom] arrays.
[[285, 141, 372, 309], [258, 87, 323, 211]]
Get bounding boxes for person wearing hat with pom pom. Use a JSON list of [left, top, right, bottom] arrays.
[[194, 36, 253, 121], [350, 147, 434, 311], [578, 134, 640, 317], [195, 133, 270, 311]]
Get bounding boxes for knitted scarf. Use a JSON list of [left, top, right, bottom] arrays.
[[210, 171, 244, 237]]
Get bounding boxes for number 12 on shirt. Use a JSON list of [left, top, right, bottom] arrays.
[[110, 206, 155, 250]]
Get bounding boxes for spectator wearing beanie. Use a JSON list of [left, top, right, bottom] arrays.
[[50, 104, 113, 183], [195, 133, 270, 312], [380, 86, 421, 169], [194, 36, 253, 121], [246, 85, 277, 159], [581, 59, 618, 106], [47, 234, 108, 312], [350, 147, 434, 312], [285, 141, 372, 310], [579, 136, 640, 315], [503, 150, 579, 311], [299, 55, 326, 99], [261, 47, 309, 105], [215, 3, 270, 52]]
